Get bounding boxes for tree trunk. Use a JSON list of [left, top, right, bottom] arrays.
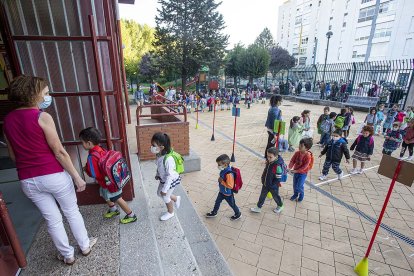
[[234, 77, 237, 92], [181, 75, 187, 93]]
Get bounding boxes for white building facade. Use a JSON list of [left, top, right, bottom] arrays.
[[277, 0, 414, 65]]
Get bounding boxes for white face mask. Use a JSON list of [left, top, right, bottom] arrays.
[[38, 95, 52, 109], [332, 137, 340, 141], [150, 146, 160, 154], [393, 127, 399, 131], [218, 165, 226, 171]]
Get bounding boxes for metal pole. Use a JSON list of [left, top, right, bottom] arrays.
[[88, 15, 112, 149], [231, 109, 237, 162], [211, 100, 216, 141], [365, 0, 381, 62], [322, 36, 331, 82]]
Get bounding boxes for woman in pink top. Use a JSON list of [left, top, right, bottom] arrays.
[[3, 76, 97, 265]]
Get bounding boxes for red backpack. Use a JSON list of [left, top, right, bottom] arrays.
[[231, 167, 243, 193], [90, 150, 131, 193]]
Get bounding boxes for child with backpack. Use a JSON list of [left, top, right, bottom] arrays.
[[334, 108, 346, 134], [288, 138, 314, 202], [151, 132, 183, 221], [206, 154, 242, 220], [300, 110, 311, 132], [250, 147, 286, 213], [400, 119, 414, 161], [383, 104, 399, 135], [288, 116, 304, 152], [382, 122, 403, 155], [375, 104, 385, 135], [80, 127, 137, 224], [364, 107, 377, 127], [350, 125, 374, 174], [342, 107, 352, 138], [318, 129, 350, 180], [316, 106, 330, 140], [319, 112, 337, 146]]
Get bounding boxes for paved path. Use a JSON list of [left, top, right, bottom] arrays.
[[181, 100, 414, 276]]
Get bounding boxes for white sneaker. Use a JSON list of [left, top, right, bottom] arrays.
[[357, 169, 363, 174], [350, 168, 358, 175], [337, 172, 344, 179], [407, 156, 413, 161], [250, 206, 261, 213], [57, 254, 75, 265], [81, 237, 98, 256], [175, 196, 181, 209], [318, 175, 327, 181], [160, 212, 175, 221]]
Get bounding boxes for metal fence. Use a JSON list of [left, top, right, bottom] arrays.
[[275, 59, 414, 107]]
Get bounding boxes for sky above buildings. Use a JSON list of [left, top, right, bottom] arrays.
[[118, 0, 283, 49]]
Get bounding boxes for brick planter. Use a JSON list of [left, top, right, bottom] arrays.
[[137, 105, 189, 160], [136, 122, 189, 160]]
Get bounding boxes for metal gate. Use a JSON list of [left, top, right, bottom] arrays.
[[1, 0, 133, 203]]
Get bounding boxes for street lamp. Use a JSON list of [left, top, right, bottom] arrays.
[[322, 31, 333, 82]]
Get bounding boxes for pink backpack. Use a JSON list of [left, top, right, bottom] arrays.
[[356, 135, 374, 146], [90, 150, 131, 193], [231, 167, 243, 193]]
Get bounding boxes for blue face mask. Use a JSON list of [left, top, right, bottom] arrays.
[[38, 95, 52, 109]]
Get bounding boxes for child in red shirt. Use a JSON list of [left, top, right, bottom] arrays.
[[288, 138, 314, 202], [80, 127, 137, 224]]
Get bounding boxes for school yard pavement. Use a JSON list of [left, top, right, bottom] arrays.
[[181, 99, 414, 276]]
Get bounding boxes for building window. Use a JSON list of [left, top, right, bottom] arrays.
[[379, 0, 395, 14], [344, 13, 348, 16], [330, 17, 333, 20], [358, 6, 376, 23], [361, 0, 374, 3], [352, 51, 357, 58], [329, 25, 332, 30], [343, 22, 347, 27], [318, 0, 321, 7]]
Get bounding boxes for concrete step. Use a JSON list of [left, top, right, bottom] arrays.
[[139, 160, 232, 276], [122, 152, 231, 275], [120, 153, 164, 276], [140, 160, 201, 275]]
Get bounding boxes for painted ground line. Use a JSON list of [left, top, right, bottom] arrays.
[[315, 165, 380, 186], [234, 133, 265, 138], [193, 116, 414, 248]]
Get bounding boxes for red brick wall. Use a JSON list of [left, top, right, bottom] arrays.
[[136, 122, 190, 160]]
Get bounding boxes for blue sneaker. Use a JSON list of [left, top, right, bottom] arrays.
[[290, 194, 298, 201]]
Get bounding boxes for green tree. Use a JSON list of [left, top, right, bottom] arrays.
[[154, 0, 228, 89], [224, 43, 245, 89], [139, 53, 160, 83], [269, 46, 295, 77], [255, 28, 275, 88], [121, 19, 155, 86], [240, 44, 270, 84], [254, 27, 275, 50]]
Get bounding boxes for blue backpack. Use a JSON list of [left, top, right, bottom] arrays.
[[273, 160, 288, 183]]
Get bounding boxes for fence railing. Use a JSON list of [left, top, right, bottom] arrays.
[[275, 59, 414, 107]]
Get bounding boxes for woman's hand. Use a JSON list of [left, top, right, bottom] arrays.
[[74, 176, 86, 192]]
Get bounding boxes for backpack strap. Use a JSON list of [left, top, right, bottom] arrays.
[[88, 150, 102, 178]]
